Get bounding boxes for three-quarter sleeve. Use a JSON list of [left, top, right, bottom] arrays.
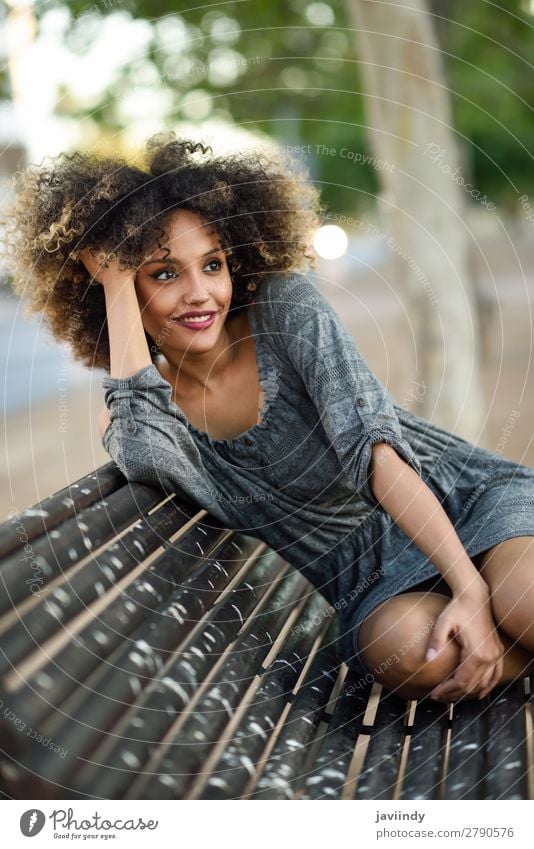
[[268, 273, 423, 510], [100, 362, 233, 524]]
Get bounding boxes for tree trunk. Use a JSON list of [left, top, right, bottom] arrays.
[[347, 0, 484, 439]]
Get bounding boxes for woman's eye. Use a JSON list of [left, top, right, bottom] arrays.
[[150, 258, 223, 281], [151, 269, 178, 282], [205, 258, 223, 271]]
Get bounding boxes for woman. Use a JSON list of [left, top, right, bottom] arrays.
[[3, 132, 534, 704]]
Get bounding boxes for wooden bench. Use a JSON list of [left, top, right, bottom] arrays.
[[0, 462, 532, 800]]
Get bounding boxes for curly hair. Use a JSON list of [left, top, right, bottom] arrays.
[[0, 131, 324, 372]]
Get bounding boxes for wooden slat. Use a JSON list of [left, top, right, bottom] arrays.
[[354, 687, 410, 800], [486, 680, 529, 799], [0, 463, 124, 560], [399, 696, 449, 800], [133, 570, 309, 800], [302, 669, 374, 800], [250, 617, 341, 800], [443, 694, 486, 799], [197, 592, 331, 799]]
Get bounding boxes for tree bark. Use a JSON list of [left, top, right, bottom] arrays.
[[347, 0, 484, 439]]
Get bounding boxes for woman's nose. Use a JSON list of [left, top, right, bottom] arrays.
[[182, 272, 211, 302]]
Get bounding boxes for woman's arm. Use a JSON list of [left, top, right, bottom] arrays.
[[369, 443, 504, 700], [99, 404, 110, 440], [80, 248, 152, 377], [369, 442, 486, 596], [104, 276, 152, 378]]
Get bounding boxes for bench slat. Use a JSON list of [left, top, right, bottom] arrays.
[[250, 617, 341, 800], [135, 569, 309, 800], [400, 697, 449, 799], [485, 681, 528, 799], [354, 688, 409, 800], [0, 464, 124, 560], [197, 592, 332, 799], [443, 695, 486, 799], [302, 670, 374, 800]]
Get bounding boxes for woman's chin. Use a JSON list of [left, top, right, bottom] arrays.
[[166, 324, 226, 355]]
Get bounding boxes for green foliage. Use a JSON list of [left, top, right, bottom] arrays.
[[438, 0, 534, 210], [9, 0, 534, 214]]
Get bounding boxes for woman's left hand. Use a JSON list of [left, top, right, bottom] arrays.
[[425, 584, 504, 701]]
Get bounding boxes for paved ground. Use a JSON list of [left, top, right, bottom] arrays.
[[2, 212, 534, 521]]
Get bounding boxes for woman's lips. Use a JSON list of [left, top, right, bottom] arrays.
[[172, 313, 217, 330]]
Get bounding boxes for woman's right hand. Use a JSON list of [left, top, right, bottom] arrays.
[[78, 247, 135, 288]]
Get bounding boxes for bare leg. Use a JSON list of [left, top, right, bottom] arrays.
[[478, 536, 534, 653], [357, 589, 534, 701]]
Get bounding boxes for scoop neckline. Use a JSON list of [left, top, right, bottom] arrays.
[[185, 302, 280, 447]]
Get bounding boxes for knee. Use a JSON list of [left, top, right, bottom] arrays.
[[358, 595, 461, 700]]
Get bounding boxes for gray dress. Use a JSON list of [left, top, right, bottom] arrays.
[[102, 271, 534, 679]]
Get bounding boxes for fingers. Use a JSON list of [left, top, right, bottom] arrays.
[[430, 650, 491, 701], [436, 651, 483, 697], [431, 655, 502, 702], [79, 247, 127, 287], [426, 610, 455, 659], [476, 668, 496, 699], [429, 623, 505, 702], [473, 638, 505, 700], [477, 656, 504, 700], [431, 673, 483, 702]]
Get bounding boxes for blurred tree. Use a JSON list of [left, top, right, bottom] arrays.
[[16, 0, 380, 216], [0, 0, 531, 215], [348, 0, 484, 437], [429, 0, 534, 214], [1, 1, 532, 214]]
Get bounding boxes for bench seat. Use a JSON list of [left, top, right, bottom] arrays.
[[0, 463, 532, 800]]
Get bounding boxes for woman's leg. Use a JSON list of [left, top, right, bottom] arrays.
[[477, 536, 534, 652], [357, 587, 534, 701]]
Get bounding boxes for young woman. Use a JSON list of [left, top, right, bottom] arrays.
[[3, 132, 534, 705]]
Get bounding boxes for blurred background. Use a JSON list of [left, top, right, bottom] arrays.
[[1, 0, 534, 519]]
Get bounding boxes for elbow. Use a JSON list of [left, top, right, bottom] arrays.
[[106, 437, 170, 491]]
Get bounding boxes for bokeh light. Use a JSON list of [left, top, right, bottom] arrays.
[[312, 224, 348, 259]]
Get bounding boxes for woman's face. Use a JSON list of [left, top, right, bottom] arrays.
[[135, 208, 234, 358]]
